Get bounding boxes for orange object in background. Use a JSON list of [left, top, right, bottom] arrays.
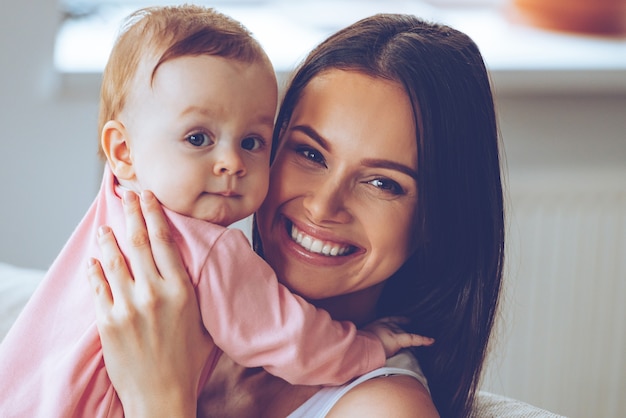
[[511, 0, 626, 36]]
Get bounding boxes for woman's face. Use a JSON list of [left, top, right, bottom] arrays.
[[257, 69, 419, 301]]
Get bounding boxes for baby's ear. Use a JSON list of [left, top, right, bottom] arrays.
[[101, 120, 135, 180]]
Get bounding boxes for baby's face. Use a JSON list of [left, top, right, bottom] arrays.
[[121, 55, 277, 226]]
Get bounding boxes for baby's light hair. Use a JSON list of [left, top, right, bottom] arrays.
[[97, 4, 271, 158]]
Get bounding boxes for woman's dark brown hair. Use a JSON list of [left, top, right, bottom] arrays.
[[257, 13, 505, 417]]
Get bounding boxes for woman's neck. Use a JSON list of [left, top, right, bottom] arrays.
[[313, 282, 384, 327]]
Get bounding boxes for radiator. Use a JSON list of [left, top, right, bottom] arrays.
[[481, 168, 626, 418]]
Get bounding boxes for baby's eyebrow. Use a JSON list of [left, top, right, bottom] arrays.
[[256, 114, 276, 128], [180, 105, 215, 117]]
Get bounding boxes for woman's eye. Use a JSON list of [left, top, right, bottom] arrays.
[[186, 133, 212, 147], [368, 178, 404, 195], [241, 136, 264, 151], [297, 146, 326, 166]]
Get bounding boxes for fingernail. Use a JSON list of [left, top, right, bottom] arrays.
[[123, 190, 137, 204], [140, 190, 154, 202], [97, 225, 111, 237]]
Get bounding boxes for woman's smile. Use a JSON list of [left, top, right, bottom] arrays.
[[288, 220, 357, 257], [277, 216, 363, 270]]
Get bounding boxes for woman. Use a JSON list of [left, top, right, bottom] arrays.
[[89, 13, 504, 417]]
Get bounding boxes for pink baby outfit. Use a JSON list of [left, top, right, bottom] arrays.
[[0, 167, 384, 418]]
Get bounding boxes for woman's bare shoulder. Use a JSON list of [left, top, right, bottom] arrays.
[[326, 374, 440, 418]]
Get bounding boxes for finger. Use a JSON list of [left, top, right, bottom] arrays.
[[96, 225, 133, 300], [139, 190, 187, 286], [121, 190, 161, 284], [86, 257, 113, 319], [400, 333, 435, 348]]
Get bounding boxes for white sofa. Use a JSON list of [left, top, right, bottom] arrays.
[[0, 262, 565, 417]]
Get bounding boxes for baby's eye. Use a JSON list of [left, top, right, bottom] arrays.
[[368, 178, 404, 195], [186, 133, 212, 147], [241, 136, 264, 151]]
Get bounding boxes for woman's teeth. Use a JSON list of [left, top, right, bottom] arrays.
[[290, 224, 351, 256]]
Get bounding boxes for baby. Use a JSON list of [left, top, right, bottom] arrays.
[[0, 5, 432, 417]]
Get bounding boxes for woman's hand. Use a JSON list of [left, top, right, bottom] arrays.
[[87, 190, 213, 418]]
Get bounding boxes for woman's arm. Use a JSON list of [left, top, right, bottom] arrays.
[[87, 190, 213, 418]]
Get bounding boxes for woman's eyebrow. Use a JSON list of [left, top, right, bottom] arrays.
[[362, 159, 418, 179], [290, 125, 330, 150]]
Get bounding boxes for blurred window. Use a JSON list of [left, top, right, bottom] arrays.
[[56, 0, 505, 73]]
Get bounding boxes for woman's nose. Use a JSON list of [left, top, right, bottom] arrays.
[[303, 177, 352, 224], [213, 147, 246, 177]]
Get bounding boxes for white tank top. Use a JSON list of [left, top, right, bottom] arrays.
[[287, 350, 429, 418]]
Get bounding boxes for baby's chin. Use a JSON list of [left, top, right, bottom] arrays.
[[160, 196, 255, 228], [166, 207, 233, 226], [187, 207, 248, 228]]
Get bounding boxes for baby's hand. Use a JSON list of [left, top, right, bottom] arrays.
[[364, 316, 434, 358]]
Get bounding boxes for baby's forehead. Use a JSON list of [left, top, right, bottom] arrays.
[[149, 49, 272, 80], [125, 52, 276, 107]]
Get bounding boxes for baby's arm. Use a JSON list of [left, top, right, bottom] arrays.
[[195, 229, 427, 386], [363, 317, 434, 358]]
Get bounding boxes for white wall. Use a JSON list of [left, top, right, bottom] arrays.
[[0, 0, 102, 270], [1, 1, 625, 416]]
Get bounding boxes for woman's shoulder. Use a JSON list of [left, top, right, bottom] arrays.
[[287, 351, 439, 418], [326, 373, 439, 417]]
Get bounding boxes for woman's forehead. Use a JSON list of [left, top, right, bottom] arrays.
[[290, 69, 418, 167]]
